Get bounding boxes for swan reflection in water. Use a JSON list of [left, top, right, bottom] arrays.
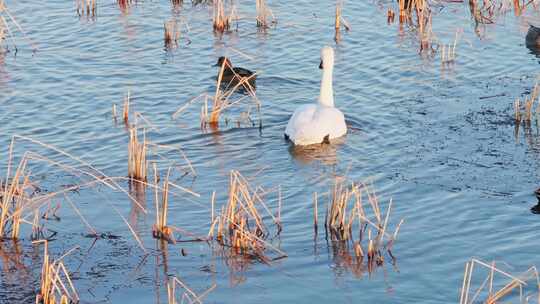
[[288, 136, 345, 166]]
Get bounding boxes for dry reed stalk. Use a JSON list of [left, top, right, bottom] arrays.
[[335, 2, 342, 42], [416, 0, 433, 53], [202, 62, 259, 128], [0, 1, 38, 52], [441, 30, 459, 65], [164, 21, 180, 49], [171, 0, 182, 9], [151, 165, 175, 244], [31, 209, 42, 240], [208, 57, 227, 125], [1, 135, 152, 252], [123, 90, 130, 123], [387, 9, 395, 24], [398, 0, 410, 23], [117, 0, 132, 11], [128, 128, 147, 182], [459, 258, 539, 304], [514, 82, 539, 127], [0, 157, 31, 240], [145, 142, 197, 177], [210, 170, 285, 261], [515, 98, 522, 123], [167, 276, 216, 304], [334, 1, 350, 42], [35, 241, 79, 304], [313, 192, 318, 235], [317, 179, 403, 272], [256, 0, 275, 28], [77, 0, 96, 17], [213, 0, 235, 33]]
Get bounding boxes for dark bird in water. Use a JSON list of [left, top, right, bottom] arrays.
[[531, 187, 540, 214], [526, 25, 540, 48], [214, 56, 256, 90]]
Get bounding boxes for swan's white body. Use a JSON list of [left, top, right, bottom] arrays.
[[285, 46, 347, 146]]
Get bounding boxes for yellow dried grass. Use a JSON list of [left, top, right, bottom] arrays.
[[128, 127, 148, 182]]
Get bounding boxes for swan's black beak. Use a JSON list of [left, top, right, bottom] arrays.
[[319, 60, 323, 69]]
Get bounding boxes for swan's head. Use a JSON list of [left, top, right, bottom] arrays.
[[215, 56, 232, 67], [319, 46, 334, 70]]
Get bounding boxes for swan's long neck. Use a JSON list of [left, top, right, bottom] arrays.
[[318, 64, 334, 107]]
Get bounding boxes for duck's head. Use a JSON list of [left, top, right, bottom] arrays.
[[215, 56, 232, 67], [319, 46, 335, 70]]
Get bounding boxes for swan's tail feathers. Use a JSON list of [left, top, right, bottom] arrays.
[[322, 134, 330, 145]]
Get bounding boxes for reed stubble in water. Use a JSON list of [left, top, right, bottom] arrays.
[[76, 0, 96, 17], [334, 1, 350, 43], [513, 81, 540, 140], [207, 170, 286, 263], [164, 20, 180, 49], [314, 179, 403, 273], [35, 240, 80, 304], [151, 165, 175, 244], [256, 0, 275, 28], [212, 0, 235, 33], [459, 258, 540, 304], [128, 128, 148, 182]]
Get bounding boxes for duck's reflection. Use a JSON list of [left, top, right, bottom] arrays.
[[288, 137, 345, 166]]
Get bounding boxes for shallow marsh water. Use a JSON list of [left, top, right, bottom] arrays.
[[1, 0, 540, 303]]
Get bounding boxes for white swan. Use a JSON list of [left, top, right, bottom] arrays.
[[285, 46, 347, 146]]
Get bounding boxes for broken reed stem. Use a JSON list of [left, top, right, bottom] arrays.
[[35, 240, 79, 304], [514, 82, 539, 126], [213, 0, 234, 33], [152, 164, 175, 244], [123, 90, 130, 123], [334, 2, 341, 42], [77, 0, 97, 17], [515, 98, 522, 123], [313, 192, 318, 235], [441, 30, 459, 64], [387, 9, 395, 24], [209, 60, 227, 125], [460, 258, 538, 304], [321, 179, 402, 272], [210, 170, 285, 260], [164, 21, 180, 49], [256, 0, 274, 28], [112, 103, 117, 120], [128, 128, 147, 182], [0, 157, 31, 240], [168, 276, 216, 304]]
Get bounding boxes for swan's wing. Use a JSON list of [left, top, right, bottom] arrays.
[[285, 104, 317, 139], [312, 107, 347, 139]]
